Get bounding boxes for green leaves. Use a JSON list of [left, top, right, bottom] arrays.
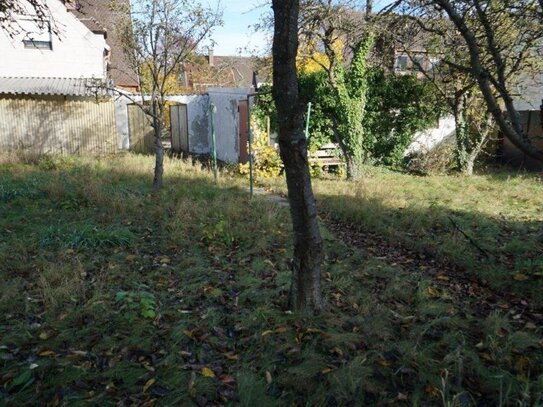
[[116, 288, 157, 320]]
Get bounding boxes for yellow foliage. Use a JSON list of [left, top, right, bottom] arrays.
[[139, 62, 185, 95], [297, 38, 346, 73], [238, 119, 282, 179]]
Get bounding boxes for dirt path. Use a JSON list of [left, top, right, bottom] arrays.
[[321, 212, 543, 330]]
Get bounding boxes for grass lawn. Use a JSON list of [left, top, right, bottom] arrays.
[[1, 154, 542, 405]]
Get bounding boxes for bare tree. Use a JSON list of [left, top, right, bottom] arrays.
[[390, 17, 495, 175], [118, 0, 222, 189], [272, 0, 324, 312], [0, 0, 50, 35], [392, 0, 543, 161]]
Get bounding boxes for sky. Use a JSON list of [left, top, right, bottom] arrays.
[[207, 0, 395, 57], [207, 0, 270, 56]]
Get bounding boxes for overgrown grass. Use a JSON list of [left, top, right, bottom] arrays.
[[1, 155, 542, 405], [266, 165, 543, 305]]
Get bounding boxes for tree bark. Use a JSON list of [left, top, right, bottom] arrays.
[[272, 0, 324, 312], [152, 99, 164, 190]]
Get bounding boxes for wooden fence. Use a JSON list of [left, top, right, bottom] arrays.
[[0, 95, 118, 155]]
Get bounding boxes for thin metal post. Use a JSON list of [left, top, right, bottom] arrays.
[[266, 116, 271, 144], [304, 102, 312, 139], [247, 97, 254, 198], [210, 103, 218, 181]]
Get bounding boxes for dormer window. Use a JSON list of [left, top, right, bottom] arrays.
[[20, 17, 52, 50]]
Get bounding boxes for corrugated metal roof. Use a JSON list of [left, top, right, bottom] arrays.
[[0, 77, 113, 97]]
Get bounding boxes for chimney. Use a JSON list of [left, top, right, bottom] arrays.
[[208, 48, 214, 67]]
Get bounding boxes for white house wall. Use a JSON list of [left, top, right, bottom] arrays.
[[0, 0, 107, 79]]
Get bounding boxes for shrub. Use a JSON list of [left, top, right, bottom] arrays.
[[238, 121, 282, 179]]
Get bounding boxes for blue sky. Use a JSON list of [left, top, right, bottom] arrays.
[[207, 0, 270, 56], [206, 0, 395, 56]]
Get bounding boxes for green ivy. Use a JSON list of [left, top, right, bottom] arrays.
[[253, 56, 446, 171], [251, 84, 277, 135], [364, 69, 447, 167]]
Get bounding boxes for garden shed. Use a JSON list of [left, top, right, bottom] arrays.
[[0, 77, 118, 155]]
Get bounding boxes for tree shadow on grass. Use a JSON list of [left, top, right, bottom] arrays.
[[1, 159, 543, 406], [316, 190, 543, 307]]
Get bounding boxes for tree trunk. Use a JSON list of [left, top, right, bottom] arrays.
[[463, 156, 475, 176], [454, 93, 471, 173], [330, 116, 362, 180], [272, 0, 324, 312], [346, 156, 362, 180], [152, 99, 164, 190]]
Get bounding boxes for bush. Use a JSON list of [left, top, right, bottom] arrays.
[[238, 121, 283, 179], [404, 143, 456, 175]]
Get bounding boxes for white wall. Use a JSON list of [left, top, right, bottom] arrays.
[[168, 94, 210, 154], [405, 115, 456, 156], [114, 89, 250, 162], [208, 87, 251, 163], [0, 0, 107, 78]]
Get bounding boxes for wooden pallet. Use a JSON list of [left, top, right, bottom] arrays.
[[309, 143, 343, 169]]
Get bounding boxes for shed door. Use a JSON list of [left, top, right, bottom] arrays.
[[170, 104, 189, 154], [238, 100, 249, 164], [127, 104, 154, 153]]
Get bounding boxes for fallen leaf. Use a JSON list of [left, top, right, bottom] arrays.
[[38, 350, 56, 357], [513, 273, 529, 281], [219, 375, 236, 385], [378, 359, 392, 367], [265, 371, 272, 384], [275, 327, 287, 334], [321, 368, 333, 374], [479, 352, 493, 362], [425, 385, 440, 397], [38, 332, 50, 340], [143, 378, 155, 393], [426, 287, 439, 297], [160, 257, 171, 264], [201, 367, 215, 378], [223, 352, 239, 361], [261, 330, 273, 337]]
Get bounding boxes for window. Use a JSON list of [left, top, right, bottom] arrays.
[[395, 55, 408, 71], [20, 17, 52, 50]]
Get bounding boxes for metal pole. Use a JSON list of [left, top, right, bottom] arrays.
[[305, 102, 312, 139], [247, 97, 254, 198], [210, 103, 218, 181], [266, 116, 271, 144]]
